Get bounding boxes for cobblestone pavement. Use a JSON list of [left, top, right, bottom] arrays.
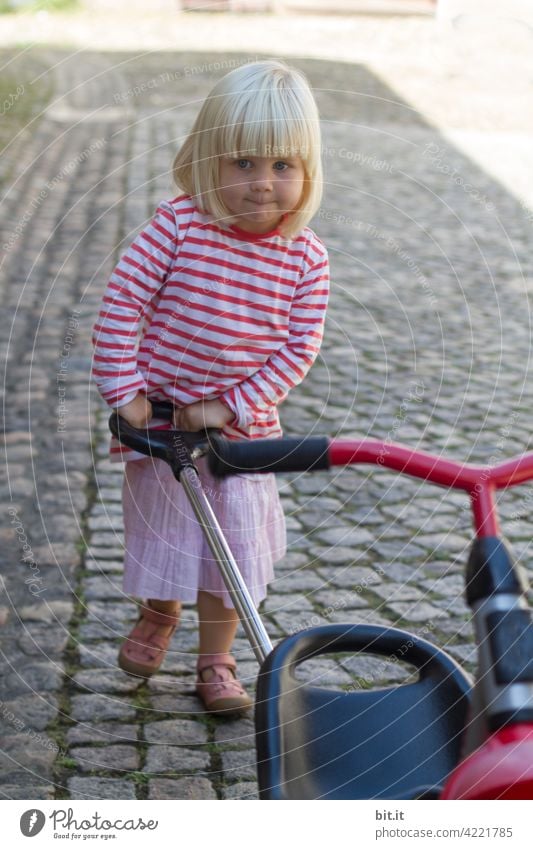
[[1, 29, 532, 800]]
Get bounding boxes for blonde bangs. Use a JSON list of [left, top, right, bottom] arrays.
[[216, 86, 317, 162]]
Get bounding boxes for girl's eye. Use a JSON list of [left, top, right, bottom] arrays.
[[236, 159, 251, 169], [273, 161, 288, 171]]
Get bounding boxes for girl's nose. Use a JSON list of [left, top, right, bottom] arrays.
[[250, 181, 272, 191], [250, 169, 273, 191]]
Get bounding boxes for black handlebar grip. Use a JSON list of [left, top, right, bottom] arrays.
[[207, 435, 330, 476]]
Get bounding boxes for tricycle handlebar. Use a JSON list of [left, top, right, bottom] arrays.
[[207, 435, 533, 537], [207, 435, 533, 492], [108, 407, 533, 537]]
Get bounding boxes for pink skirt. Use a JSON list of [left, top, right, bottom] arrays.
[[121, 456, 287, 609]]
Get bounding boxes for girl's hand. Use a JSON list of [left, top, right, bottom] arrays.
[[116, 394, 153, 428], [173, 399, 234, 431]]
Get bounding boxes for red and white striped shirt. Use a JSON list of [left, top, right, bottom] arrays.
[[92, 195, 329, 460]]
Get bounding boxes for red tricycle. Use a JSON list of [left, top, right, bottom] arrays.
[[110, 402, 533, 800]]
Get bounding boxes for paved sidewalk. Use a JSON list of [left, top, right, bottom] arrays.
[[1, 21, 532, 799]]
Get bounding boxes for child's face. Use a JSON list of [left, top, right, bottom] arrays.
[[218, 155, 305, 234]]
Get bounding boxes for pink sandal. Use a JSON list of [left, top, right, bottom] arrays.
[[196, 653, 253, 715], [118, 601, 180, 678]]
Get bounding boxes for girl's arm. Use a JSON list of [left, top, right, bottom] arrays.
[[220, 251, 330, 428], [92, 202, 178, 409]]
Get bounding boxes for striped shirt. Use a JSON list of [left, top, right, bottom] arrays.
[[92, 195, 329, 460]]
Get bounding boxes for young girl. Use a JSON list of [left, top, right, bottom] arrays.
[[92, 59, 329, 715]]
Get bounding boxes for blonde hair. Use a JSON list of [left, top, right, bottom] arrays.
[[172, 59, 323, 239]]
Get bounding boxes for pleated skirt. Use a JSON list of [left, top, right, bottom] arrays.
[[121, 456, 287, 609]]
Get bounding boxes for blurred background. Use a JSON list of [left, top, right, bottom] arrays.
[[1, 0, 533, 803]]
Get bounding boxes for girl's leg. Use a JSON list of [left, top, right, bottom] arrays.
[[197, 590, 238, 655], [196, 590, 252, 713]]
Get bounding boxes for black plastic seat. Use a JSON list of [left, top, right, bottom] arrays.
[[255, 623, 473, 799]]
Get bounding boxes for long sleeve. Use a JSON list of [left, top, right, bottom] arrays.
[[92, 202, 178, 407], [220, 250, 329, 428]]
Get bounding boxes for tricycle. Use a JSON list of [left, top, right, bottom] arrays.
[[110, 402, 533, 799]]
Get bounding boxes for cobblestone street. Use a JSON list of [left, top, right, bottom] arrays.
[[1, 10, 532, 800]]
